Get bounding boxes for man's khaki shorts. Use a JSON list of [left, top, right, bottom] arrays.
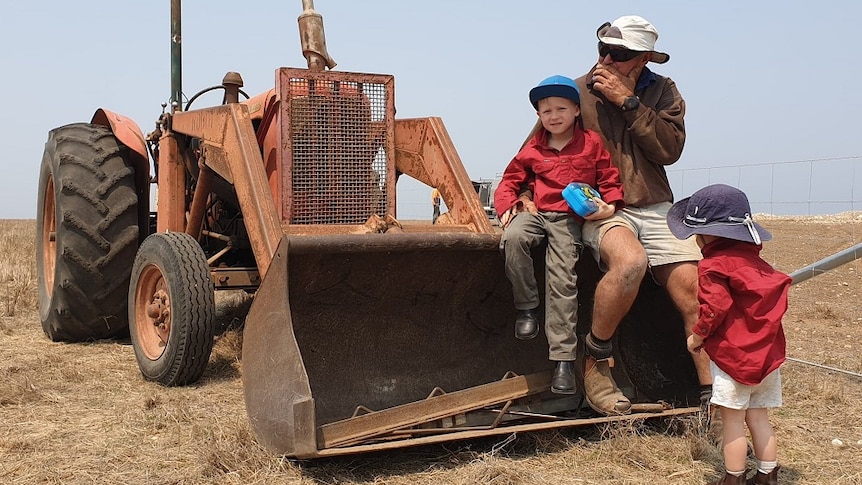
[[582, 202, 702, 269]]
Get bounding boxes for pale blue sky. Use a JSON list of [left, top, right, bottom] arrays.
[[3, 1, 860, 219]]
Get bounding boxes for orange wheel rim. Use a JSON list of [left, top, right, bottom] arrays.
[[41, 175, 57, 297], [134, 263, 171, 360]]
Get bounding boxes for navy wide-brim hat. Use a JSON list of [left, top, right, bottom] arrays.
[[529, 75, 580, 110], [667, 183, 772, 244]]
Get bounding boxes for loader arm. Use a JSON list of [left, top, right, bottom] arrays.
[[170, 104, 282, 278], [395, 118, 493, 233]]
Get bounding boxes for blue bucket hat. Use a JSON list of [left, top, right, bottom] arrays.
[[667, 184, 772, 244], [529, 75, 580, 110]]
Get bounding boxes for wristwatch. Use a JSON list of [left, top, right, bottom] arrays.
[[620, 96, 640, 112]]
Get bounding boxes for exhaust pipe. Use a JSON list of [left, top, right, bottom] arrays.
[[298, 0, 336, 71]]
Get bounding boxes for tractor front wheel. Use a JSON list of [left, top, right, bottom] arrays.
[[129, 232, 215, 386]]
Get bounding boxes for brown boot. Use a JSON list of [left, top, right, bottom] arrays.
[[709, 471, 747, 485], [582, 355, 631, 415], [747, 465, 779, 485]]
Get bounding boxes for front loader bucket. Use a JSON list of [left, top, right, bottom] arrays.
[[243, 232, 546, 457], [242, 232, 700, 458]]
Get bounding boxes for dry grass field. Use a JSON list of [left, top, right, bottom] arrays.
[[1, 217, 861, 484]]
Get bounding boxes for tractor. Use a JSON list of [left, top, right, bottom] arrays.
[[36, 0, 700, 458]]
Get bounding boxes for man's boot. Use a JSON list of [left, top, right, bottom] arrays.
[[515, 308, 539, 340], [551, 361, 576, 394], [747, 466, 779, 485], [581, 355, 631, 415], [577, 337, 630, 415], [709, 472, 747, 485]]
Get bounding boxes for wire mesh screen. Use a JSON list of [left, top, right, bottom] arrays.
[[281, 70, 393, 225]]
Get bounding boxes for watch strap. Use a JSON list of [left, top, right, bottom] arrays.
[[621, 96, 640, 112]]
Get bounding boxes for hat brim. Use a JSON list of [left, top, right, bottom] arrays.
[[598, 37, 669, 64], [529, 84, 580, 110], [667, 197, 772, 244]]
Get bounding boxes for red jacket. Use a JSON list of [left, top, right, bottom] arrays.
[[493, 126, 624, 218], [693, 238, 791, 386]]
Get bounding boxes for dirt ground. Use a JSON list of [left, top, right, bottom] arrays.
[[1, 217, 861, 484]]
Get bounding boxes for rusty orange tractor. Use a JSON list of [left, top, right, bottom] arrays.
[[36, 0, 700, 458]]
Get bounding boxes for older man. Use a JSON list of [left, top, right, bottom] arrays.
[[580, 15, 714, 416], [521, 15, 712, 416]]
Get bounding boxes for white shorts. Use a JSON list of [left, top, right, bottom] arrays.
[[710, 361, 783, 410], [582, 202, 702, 269]]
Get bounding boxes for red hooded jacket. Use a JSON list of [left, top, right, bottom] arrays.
[[694, 238, 791, 385]]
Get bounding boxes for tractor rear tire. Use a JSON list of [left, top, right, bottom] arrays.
[[36, 123, 140, 342], [129, 232, 215, 386]]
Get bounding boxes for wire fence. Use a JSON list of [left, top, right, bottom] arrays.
[[667, 156, 862, 216], [667, 157, 862, 330]]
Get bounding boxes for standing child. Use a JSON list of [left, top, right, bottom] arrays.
[[431, 187, 441, 224], [667, 184, 789, 485], [494, 75, 623, 394]]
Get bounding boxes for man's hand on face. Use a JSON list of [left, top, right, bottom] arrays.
[[590, 64, 639, 107]]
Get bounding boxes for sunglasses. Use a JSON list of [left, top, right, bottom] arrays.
[[597, 42, 643, 62]]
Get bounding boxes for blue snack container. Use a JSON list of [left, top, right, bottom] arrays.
[[562, 182, 601, 217]]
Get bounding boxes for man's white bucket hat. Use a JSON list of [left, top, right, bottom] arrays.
[[597, 15, 670, 64]]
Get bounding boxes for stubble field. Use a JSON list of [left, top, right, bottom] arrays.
[[1, 216, 861, 484]]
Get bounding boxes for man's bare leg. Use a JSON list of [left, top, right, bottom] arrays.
[[582, 227, 647, 415], [590, 227, 648, 340], [653, 261, 712, 386]]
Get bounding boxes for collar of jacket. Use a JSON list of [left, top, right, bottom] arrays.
[[701, 237, 763, 256], [636, 66, 657, 92]]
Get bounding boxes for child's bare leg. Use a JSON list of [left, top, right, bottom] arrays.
[[745, 407, 777, 461], [719, 406, 748, 473]]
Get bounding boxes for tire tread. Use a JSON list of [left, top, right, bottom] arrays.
[[37, 123, 140, 341]]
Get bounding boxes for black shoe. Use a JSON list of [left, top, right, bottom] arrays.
[[515, 308, 539, 340], [551, 361, 577, 394]]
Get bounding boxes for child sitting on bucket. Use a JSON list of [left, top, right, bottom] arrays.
[[494, 75, 623, 394], [667, 183, 789, 485]]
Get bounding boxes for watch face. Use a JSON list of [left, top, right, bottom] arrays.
[[624, 97, 639, 111]]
